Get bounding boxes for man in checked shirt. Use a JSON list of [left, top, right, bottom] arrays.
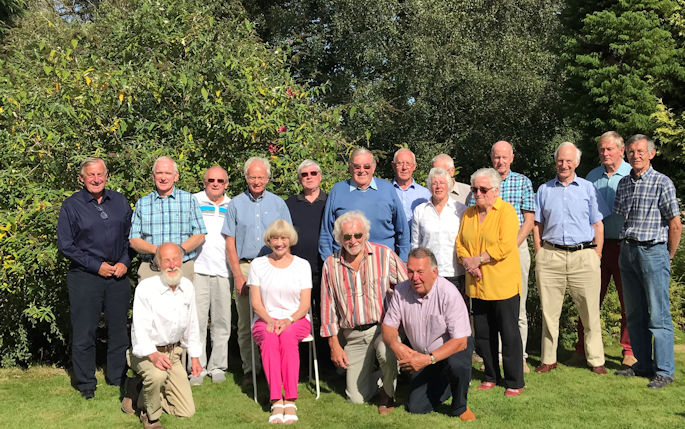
[[320, 211, 408, 414]]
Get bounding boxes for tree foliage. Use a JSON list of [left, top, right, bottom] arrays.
[[243, 0, 570, 183], [0, 0, 347, 366]]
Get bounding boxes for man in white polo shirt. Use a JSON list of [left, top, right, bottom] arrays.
[[188, 166, 232, 385]]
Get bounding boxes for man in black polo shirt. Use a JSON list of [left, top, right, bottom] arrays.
[[285, 159, 327, 325], [57, 157, 133, 399]]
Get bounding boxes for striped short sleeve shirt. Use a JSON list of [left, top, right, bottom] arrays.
[[320, 242, 408, 337], [129, 188, 207, 261], [614, 166, 679, 243]]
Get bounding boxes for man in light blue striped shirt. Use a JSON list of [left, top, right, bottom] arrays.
[[129, 156, 206, 282]]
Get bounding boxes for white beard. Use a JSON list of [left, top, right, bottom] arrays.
[[160, 267, 182, 286]]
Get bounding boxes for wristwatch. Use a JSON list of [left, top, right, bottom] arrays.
[[429, 353, 436, 365], [479, 254, 485, 264], [287, 316, 294, 323]]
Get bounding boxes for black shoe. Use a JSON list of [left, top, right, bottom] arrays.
[[614, 367, 636, 377], [80, 389, 95, 400], [647, 375, 674, 389]]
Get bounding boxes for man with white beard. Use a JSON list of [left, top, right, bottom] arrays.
[[130, 243, 203, 429]]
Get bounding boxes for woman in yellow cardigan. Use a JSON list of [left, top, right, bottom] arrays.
[[456, 167, 524, 397]]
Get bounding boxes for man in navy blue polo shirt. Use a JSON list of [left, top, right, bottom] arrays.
[[57, 157, 133, 399]]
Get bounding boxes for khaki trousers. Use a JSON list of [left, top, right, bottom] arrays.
[[341, 325, 397, 404], [536, 244, 605, 367], [130, 346, 195, 421], [237, 261, 261, 374], [137, 260, 195, 282]]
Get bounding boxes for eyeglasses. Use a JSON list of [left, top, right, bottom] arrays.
[[206, 178, 226, 183], [93, 204, 109, 220], [300, 171, 319, 178], [470, 186, 493, 194], [351, 164, 373, 170], [343, 232, 363, 241]]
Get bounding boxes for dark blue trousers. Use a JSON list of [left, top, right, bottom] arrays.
[[67, 267, 130, 392]]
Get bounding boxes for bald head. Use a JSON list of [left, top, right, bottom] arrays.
[[490, 140, 514, 178]]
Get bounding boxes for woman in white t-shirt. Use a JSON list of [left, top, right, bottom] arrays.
[[249, 219, 312, 424]]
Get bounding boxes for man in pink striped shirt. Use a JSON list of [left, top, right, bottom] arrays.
[[320, 211, 407, 414]]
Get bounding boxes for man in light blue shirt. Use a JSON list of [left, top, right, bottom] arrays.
[[319, 147, 409, 261], [391, 148, 431, 238], [568, 132, 635, 368], [222, 157, 292, 387], [533, 142, 609, 375]]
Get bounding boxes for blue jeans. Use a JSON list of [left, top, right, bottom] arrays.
[[619, 242, 674, 377]]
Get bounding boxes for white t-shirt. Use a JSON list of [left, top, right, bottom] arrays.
[[193, 191, 231, 277], [247, 255, 312, 324]]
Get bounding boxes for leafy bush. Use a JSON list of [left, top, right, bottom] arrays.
[[0, 0, 347, 366]]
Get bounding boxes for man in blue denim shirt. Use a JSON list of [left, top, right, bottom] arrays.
[[614, 134, 682, 389]]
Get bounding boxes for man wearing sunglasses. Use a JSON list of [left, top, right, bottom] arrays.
[[533, 142, 609, 375], [319, 147, 409, 262], [320, 211, 408, 413], [129, 156, 207, 282], [186, 166, 232, 385], [285, 160, 327, 335], [57, 157, 133, 400]]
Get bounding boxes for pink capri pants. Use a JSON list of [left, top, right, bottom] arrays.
[[252, 318, 311, 400]]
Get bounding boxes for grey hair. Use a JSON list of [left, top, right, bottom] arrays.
[[431, 153, 454, 170], [297, 159, 322, 176], [203, 165, 228, 182], [333, 210, 371, 245], [470, 167, 502, 189], [626, 134, 655, 152], [426, 167, 451, 189], [153, 242, 184, 266], [79, 157, 108, 176], [598, 131, 624, 150], [243, 156, 272, 179], [152, 156, 179, 175], [554, 142, 582, 163], [349, 147, 376, 164], [393, 148, 416, 163], [408, 247, 438, 270]]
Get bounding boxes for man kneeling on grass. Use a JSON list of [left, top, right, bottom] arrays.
[[129, 243, 203, 429], [382, 248, 476, 421]]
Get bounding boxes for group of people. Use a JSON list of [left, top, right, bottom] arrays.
[[56, 131, 681, 427]]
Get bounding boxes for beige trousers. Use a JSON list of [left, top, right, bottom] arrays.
[[237, 261, 261, 374], [130, 346, 195, 421], [536, 244, 605, 367], [137, 260, 195, 282], [341, 325, 397, 403]]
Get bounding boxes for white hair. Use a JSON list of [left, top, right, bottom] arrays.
[[243, 157, 271, 178], [554, 142, 581, 163], [470, 167, 502, 189]]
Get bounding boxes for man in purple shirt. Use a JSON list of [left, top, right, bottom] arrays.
[[382, 248, 475, 421]]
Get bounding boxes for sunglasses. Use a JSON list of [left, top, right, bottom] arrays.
[[470, 186, 493, 194], [343, 232, 364, 241], [94, 204, 109, 220], [300, 171, 319, 178], [206, 178, 226, 183], [351, 163, 373, 170]]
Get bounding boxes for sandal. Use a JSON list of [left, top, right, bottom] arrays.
[[269, 402, 284, 424], [282, 403, 298, 424]]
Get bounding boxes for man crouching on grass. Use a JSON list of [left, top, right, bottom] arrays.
[[382, 247, 476, 421], [129, 243, 202, 429]]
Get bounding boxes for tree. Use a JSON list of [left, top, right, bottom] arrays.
[[243, 0, 570, 184], [0, 0, 347, 366]]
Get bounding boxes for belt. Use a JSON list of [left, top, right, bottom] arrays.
[[624, 238, 658, 246], [239, 258, 254, 264], [352, 323, 377, 331], [545, 241, 596, 252], [156, 342, 180, 353]]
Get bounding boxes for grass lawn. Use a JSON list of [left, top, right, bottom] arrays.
[[2, 333, 685, 429]]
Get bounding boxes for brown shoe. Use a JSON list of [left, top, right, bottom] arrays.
[[591, 365, 607, 375], [622, 354, 638, 367], [459, 406, 476, 421], [378, 389, 395, 415], [535, 363, 557, 373], [121, 376, 141, 414], [140, 411, 164, 429]]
